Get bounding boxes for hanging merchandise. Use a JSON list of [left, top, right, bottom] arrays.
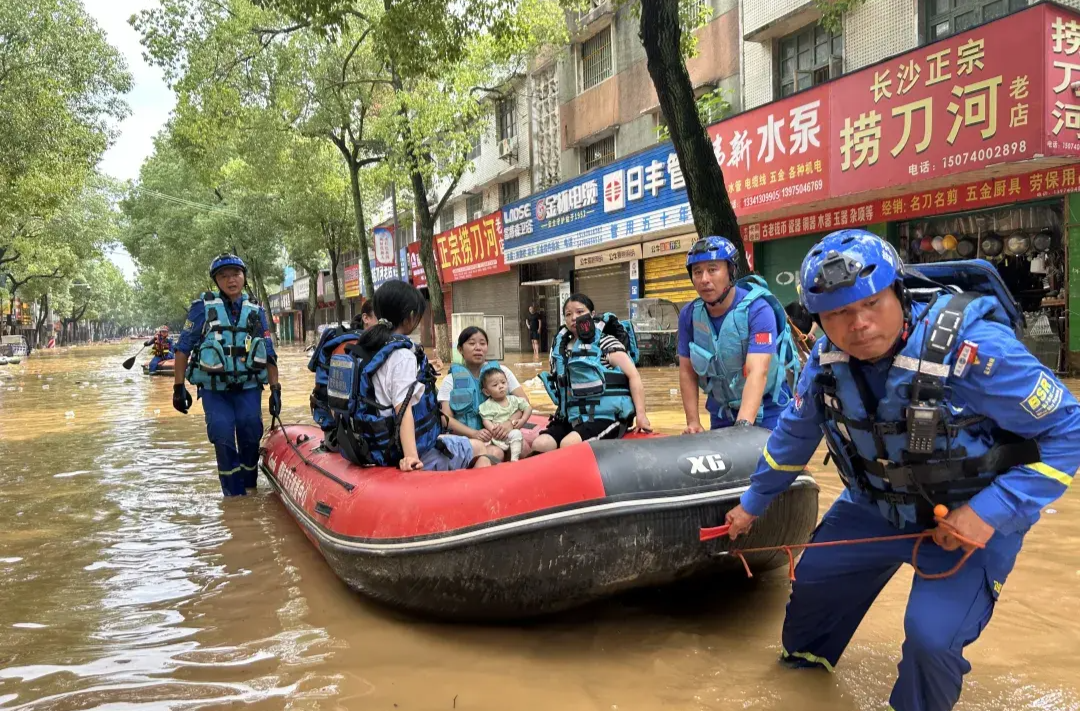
[[1005, 232, 1031, 257], [942, 234, 958, 252], [956, 236, 976, 257], [1033, 227, 1053, 253], [981, 232, 1004, 258]]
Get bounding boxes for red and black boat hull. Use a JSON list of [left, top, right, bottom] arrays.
[[260, 422, 819, 620]]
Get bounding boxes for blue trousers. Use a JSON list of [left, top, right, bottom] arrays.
[[148, 355, 165, 372], [200, 388, 264, 496], [780, 490, 1024, 711]]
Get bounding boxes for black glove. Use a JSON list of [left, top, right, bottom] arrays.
[[269, 386, 281, 418], [173, 384, 192, 414], [733, 419, 752, 428], [144, 339, 153, 347]]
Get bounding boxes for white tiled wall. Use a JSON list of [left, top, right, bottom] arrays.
[[743, 39, 774, 110], [743, 0, 813, 37], [844, 0, 918, 72]]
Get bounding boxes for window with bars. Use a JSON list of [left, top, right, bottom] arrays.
[[466, 194, 484, 221], [439, 208, 456, 234], [467, 132, 481, 160], [682, 0, 705, 32], [923, 0, 1026, 42], [580, 26, 613, 91], [499, 179, 519, 207], [496, 95, 516, 142], [776, 24, 843, 99], [581, 135, 616, 173], [382, 184, 393, 201]]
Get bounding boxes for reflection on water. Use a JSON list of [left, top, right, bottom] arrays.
[[0, 344, 1077, 710]]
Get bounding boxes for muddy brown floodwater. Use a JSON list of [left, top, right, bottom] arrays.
[[1, 344, 1077, 710]]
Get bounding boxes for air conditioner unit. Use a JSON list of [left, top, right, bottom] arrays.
[[499, 136, 517, 160]]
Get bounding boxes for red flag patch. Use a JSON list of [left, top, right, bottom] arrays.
[[753, 332, 773, 346]]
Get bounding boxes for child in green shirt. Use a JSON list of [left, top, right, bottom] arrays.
[[479, 368, 533, 461]]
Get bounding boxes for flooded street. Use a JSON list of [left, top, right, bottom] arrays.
[[1, 344, 1078, 711]]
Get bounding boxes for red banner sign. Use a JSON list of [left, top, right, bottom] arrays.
[[828, 6, 1045, 198], [434, 211, 508, 284], [1046, 13, 1080, 156], [407, 242, 427, 288], [741, 163, 1080, 243], [707, 85, 831, 215]]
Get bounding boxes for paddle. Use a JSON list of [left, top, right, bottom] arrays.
[[122, 343, 149, 370]]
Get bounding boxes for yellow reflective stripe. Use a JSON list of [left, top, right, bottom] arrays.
[[218, 466, 241, 477], [1028, 462, 1073, 488], [764, 445, 805, 472], [781, 648, 835, 673]]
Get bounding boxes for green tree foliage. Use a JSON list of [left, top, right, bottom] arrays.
[[0, 0, 131, 222]]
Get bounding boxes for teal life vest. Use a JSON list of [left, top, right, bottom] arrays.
[[326, 336, 443, 468], [686, 276, 801, 423], [186, 292, 269, 391], [540, 312, 638, 425], [815, 260, 1037, 527], [447, 361, 502, 431]]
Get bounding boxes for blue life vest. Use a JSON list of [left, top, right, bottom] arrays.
[[687, 275, 802, 423], [447, 361, 502, 431], [325, 336, 443, 467], [815, 262, 1038, 528], [186, 292, 269, 391], [308, 326, 360, 432], [540, 312, 638, 425]]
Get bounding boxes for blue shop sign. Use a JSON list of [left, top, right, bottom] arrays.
[[502, 141, 693, 263]]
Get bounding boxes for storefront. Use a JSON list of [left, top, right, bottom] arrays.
[[572, 244, 641, 318], [277, 288, 299, 343], [641, 234, 699, 307], [292, 275, 311, 342], [422, 210, 520, 353], [343, 260, 362, 319]]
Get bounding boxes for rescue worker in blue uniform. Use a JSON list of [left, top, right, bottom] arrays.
[[172, 253, 281, 497], [724, 229, 1080, 711], [145, 326, 174, 372], [677, 236, 801, 432]]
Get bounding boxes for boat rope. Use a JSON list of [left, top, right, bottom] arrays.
[[699, 505, 983, 582], [269, 416, 356, 492]]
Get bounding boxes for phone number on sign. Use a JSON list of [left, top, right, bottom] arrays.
[[942, 141, 1029, 169]]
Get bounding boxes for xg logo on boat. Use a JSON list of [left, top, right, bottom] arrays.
[[679, 451, 733, 479]]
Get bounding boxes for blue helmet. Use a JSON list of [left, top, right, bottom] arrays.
[[686, 236, 739, 279], [799, 229, 903, 315], [209, 253, 247, 281]]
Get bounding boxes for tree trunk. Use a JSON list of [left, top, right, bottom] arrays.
[[35, 293, 49, 347], [639, 0, 748, 274], [328, 249, 344, 323], [348, 160, 376, 298], [409, 177, 450, 362]]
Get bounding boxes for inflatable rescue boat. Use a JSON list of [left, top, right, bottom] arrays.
[[260, 419, 819, 620], [142, 360, 175, 376]]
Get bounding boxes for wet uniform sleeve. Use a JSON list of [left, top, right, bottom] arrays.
[[259, 308, 278, 360], [175, 301, 205, 356], [745, 299, 779, 355], [676, 303, 694, 359], [740, 348, 827, 517], [947, 320, 1080, 536]]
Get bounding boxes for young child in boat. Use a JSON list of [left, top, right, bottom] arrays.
[[479, 368, 533, 461]]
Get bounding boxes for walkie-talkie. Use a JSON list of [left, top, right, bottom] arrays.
[[906, 403, 940, 455]]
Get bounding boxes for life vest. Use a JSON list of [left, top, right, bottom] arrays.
[[540, 313, 638, 425], [307, 326, 361, 432], [447, 361, 502, 430], [326, 336, 443, 467], [815, 261, 1038, 528], [151, 334, 172, 359], [186, 292, 269, 391], [687, 276, 802, 423]]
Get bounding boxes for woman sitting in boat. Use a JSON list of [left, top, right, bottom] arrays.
[[328, 280, 493, 471], [532, 294, 651, 453], [438, 326, 533, 461], [145, 326, 174, 373]]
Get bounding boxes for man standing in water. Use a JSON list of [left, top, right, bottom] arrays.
[[677, 235, 800, 432], [172, 253, 281, 496], [725, 229, 1080, 711]]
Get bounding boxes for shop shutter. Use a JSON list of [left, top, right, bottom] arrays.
[[644, 253, 698, 306], [450, 268, 521, 352], [573, 263, 630, 318], [756, 232, 822, 308]]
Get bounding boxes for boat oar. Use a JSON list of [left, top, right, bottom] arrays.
[[122, 343, 149, 370]]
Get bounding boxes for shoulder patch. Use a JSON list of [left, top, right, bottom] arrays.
[[951, 341, 979, 377], [182, 319, 194, 332], [1020, 372, 1064, 420]]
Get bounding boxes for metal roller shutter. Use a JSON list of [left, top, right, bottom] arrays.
[[450, 268, 522, 352], [644, 254, 698, 306], [573, 264, 630, 318]]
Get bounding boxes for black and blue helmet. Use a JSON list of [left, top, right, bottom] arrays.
[[209, 253, 247, 281]]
